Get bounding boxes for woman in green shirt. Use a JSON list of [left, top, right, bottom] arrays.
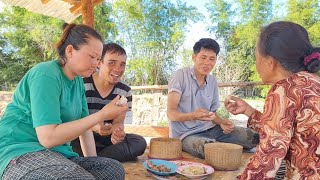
[[0, 23, 128, 179]]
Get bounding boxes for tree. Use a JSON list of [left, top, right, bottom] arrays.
[[0, 7, 64, 88], [179, 48, 193, 68], [207, 0, 320, 98], [0, 37, 26, 88], [112, 0, 202, 85], [207, 0, 273, 97], [0, 3, 117, 88], [285, 0, 320, 45], [74, 2, 118, 41], [206, 0, 234, 47], [0, 7, 64, 67]]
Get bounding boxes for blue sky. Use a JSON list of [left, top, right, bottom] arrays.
[[181, 0, 212, 49]]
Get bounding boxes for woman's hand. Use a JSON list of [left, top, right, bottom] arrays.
[[224, 96, 255, 117], [99, 95, 128, 121]]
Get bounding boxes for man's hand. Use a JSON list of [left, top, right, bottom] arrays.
[[220, 119, 235, 134], [92, 122, 113, 136], [111, 127, 126, 144], [192, 108, 216, 121]]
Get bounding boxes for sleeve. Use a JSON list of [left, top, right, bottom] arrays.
[[81, 79, 89, 118], [210, 78, 220, 112], [126, 88, 133, 111], [168, 70, 184, 94], [30, 75, 62, 127], [237, 87, 294, 179], [124, 89, 133, 124], [247, 110, 263, 133]]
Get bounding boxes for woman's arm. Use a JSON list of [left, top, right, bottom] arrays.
[[36, 111, 102, 149], [237, 91, 293, 179], [79, 130, 97, 157], [247, 110, 264, 133], [36, 97, 128, 149]]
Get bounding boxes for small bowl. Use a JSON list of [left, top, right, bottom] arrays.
[[143, 159, 177, 176]]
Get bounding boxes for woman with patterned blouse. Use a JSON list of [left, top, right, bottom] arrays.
[[225, 21, 320, 179]]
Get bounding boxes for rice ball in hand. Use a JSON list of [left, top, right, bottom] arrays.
[[117, 96, 128, 106], [226, 95, 235, 103]]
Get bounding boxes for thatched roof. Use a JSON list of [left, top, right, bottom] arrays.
[[0, 0, 102, 23]]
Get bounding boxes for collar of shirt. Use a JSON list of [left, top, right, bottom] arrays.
[[190, 67, 208, 95]]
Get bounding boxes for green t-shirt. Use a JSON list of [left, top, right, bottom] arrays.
[[0, 60, 89, 177]]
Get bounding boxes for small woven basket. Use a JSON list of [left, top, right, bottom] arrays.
[[204, 142, 243, 171], [148, 137, 182, 160]]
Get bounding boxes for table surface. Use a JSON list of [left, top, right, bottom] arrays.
[[122, 147, 253, 180]]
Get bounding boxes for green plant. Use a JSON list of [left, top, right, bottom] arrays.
[[216, 107, 231, 119], [157, 119, 169, 127]]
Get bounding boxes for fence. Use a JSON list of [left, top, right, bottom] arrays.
[[1, 81, 267, 126], [129, 81, 267, 126], [131, 81, 265, 91]]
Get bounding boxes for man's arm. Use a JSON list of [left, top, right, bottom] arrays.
[[167, 91, 215, 122], [112, 113, 125, 131], [211, 115, 224, 125], [111, 113, 126, 144], [167, 91, 194, 122]]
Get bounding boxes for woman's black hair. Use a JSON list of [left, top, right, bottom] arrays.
[[56, 23, 103, 66], [257, 21, 320, 73]]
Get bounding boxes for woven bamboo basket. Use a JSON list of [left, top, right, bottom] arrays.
[[148, 137, 182, 160], [204, 142, 243, 171]]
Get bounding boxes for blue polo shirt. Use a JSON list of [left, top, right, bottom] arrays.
[[168, 67, 220, 140]]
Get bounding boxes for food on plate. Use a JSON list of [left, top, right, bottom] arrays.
[[181, 166, 206, 176], [175, 162, 186, 166], [117, 95, 128, 106], [146, 160, 171, 172]]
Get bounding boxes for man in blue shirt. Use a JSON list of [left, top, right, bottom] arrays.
[[167, 38, 259, 158]]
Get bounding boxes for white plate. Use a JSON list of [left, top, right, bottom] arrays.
[[176, 163, 214, 179], [150, 173, 177, 180]]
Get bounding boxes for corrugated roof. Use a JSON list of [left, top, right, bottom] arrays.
[[0, 0, 81, 22]]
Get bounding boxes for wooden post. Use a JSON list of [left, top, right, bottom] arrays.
[[81, 0, 94, 28], [41, 0, 50, 4]]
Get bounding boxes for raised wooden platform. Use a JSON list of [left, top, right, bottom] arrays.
[[122, 146, 253, 180], [125, 125, 169, 137]]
